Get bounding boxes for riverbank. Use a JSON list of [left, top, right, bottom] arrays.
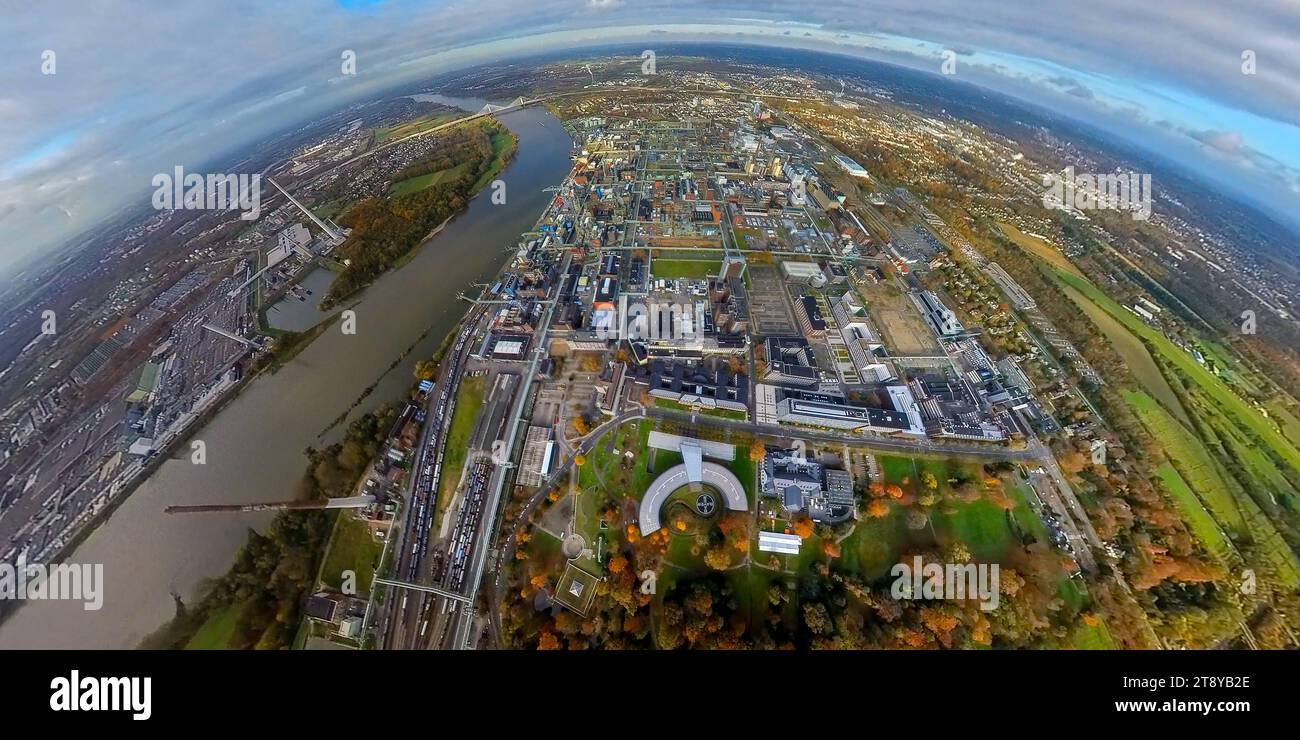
[[0, 104, 573, 649], [320, 121, 519, 310]]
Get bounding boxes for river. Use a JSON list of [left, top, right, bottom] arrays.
[[0, 103, 572, 648]]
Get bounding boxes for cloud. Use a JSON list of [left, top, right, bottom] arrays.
[[1195, 129, 1246, 156], [1, 0, 1299, 274]]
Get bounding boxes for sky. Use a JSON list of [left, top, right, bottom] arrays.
[[2, 0, 1298, 277]]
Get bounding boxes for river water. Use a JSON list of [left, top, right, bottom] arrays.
[[0, 104, 572, 648]]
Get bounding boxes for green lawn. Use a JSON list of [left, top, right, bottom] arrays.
[[649, 259, 720, 280], [471, 131, 518, 191], [184, 602, 247, 650], [1056, 268, 1300, 473], [374, 112, 459, 143], [389, 161, 473, 197], [435, 375, 487, 528], [837, 508, 923, 581], [1123, 390, 1245, 536], [933, 499, 1019, 562], [1154, 462, 1233, 561], [318, 512, 384, 596], [652, 396, 747, 420]]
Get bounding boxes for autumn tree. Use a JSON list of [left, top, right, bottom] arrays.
[[608, 554, 628, 574], [413, 359, 437, 381], [867, 499, 891, 518], [822, 538, 842, 558], [803, 603, 833, 635], [704, 546, 732, 570], [791, 516, 815, 539]]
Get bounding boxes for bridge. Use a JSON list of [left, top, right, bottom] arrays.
[[201, 323, 258, 348], [478, 96, 530, 114], [372, 577, 475, 605]]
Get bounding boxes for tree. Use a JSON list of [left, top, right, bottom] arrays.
[[537, 631, 561, 650], [704, 546, 732, 570], [572, 416, 590, 436], [608, 555, 628, 574], [803, 603, 833, 635], [791, 516, 815, 539], [413, 359, 437, 381], [867, 499, 891, 518], [749, 439, 766, 463], [905, 507, 929, 530]]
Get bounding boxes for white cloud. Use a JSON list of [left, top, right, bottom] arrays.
[[1, 0, 1298, 274]]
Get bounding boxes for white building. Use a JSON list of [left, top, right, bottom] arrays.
[[277, 223, 312, 258], [918, 291, 964, 337]]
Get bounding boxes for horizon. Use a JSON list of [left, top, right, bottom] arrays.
[[3, 3, 1300, 277]]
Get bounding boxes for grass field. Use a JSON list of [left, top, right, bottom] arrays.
[[435, 375, 487, 528], [1123, 391, 1244, 534], [471, 131, 517, 191], [389, 161, 473, 197], [648, 258, 719, 280], [998, 222, 1084, 277], [1154, 462, 1235, 560], [318, 512, 384, 596], [1058, 280, 1191, 425], [374, 112, 459, 143], [1055, 268, 1300, 473], [1267, 400, 1300, 449], [650, 249, 726, 263], [999, 233, 1300, 586], [1124, 390, 1300, 585], [184, 602, 247, 650]]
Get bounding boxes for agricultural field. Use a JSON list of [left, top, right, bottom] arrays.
[[1059, 280, 1190, 424], [1018, 226, 1300, 587], [1055, 268, 1300, 474], [998, 222, 1085, 277], [373, 111, 459, 143]]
